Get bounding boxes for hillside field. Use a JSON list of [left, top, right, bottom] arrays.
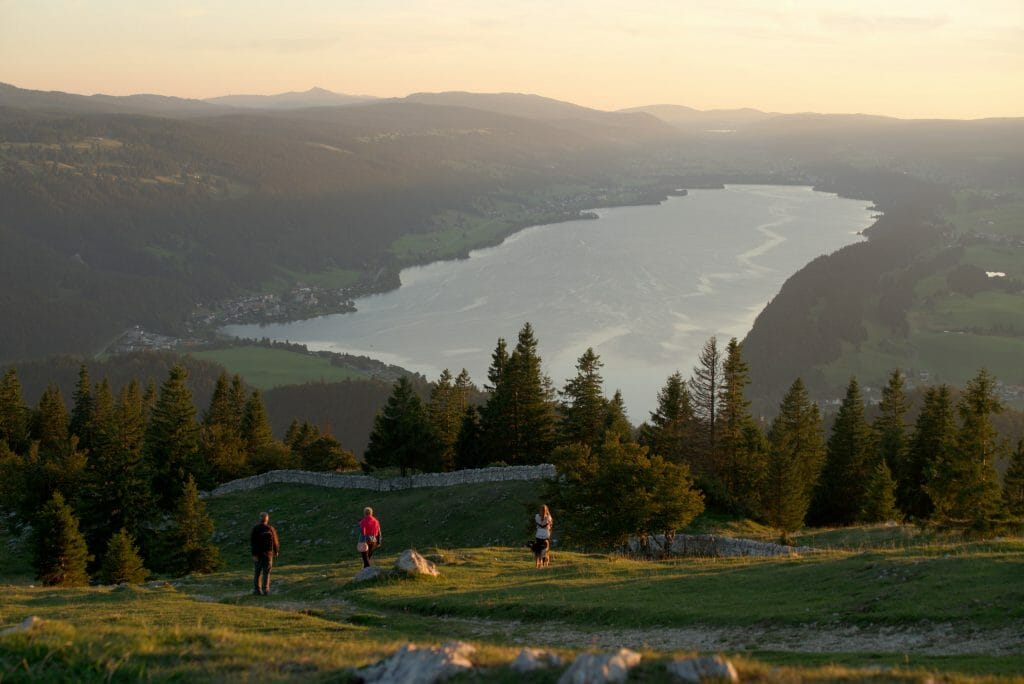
[[2, 481, 1023, 682]]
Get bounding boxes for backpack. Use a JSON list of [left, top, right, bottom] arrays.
[[255, 525, 275, 554]]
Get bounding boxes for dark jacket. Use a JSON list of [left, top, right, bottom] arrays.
[[250, 523, 280, 557]]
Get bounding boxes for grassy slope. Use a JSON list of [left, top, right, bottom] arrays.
[[187, 347, 366, 390], [3, 481, 1024, 681]]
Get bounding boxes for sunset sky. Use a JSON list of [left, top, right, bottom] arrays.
[[2, 0, 1021, 118]]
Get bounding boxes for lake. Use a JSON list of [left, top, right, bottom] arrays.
[[225, 185, 876, 421]]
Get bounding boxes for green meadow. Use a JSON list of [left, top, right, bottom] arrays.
[[3, 481, 1024, 682], [188, 346, 366, 390]]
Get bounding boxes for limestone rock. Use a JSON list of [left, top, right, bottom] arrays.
[[558, 648, 641, 684], [667, 655, 739, 683], [511, 647, 564, 672], [353, 566, 387, 582], [355, 641, 475, 683], [394, 549, 439, 577], [1, 615, 44, 635]]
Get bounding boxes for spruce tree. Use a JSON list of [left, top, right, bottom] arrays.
[[0, 367, 30, 452], [716, 338, 764, 510], [903, 385, 957, 520], [811, 378, 875, 526], [428, 369, 462, 471], [688, 337, 722, 482], [927, 369, 1004, 524], [33, 491, 92, 587], [639, 372, 697, 464], [874, 369, 909, 474], [144, 365, 202, 509], [364, 377, 440, 474], [240, 390, 274, 455], [100, 528, 149, 584], [1003, 440, 1024, 517], [454, 405, 485, 469], [560, 347, 608, 448], [860, 460, 900, 523], [165, 476, 223, 575], [32, 384, 69, 457], [762, 379, 825, 536], [69, 364, 95, 452], [604, 390, 633, 441]]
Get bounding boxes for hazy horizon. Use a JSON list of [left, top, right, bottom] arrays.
[[2, 0, 1021, 120]]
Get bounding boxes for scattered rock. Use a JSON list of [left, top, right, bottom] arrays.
[[1, 615, 44, 635], [354, 566, 387, 583], [355, 641, 475, 683], [395, 549, 439, 577], [558, 648, 641, 684], [511, 647, 564, 672], [667, 655, 739, 683]]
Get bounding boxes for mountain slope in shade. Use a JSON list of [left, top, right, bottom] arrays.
[[205, 87, 376, 109], [0, 82, 223, 116]]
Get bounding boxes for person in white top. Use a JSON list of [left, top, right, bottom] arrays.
[[533, 504, 553, 568]]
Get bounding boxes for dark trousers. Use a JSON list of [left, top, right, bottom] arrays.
[[360, 541, 377, 568], [253, 555, 273, 594]]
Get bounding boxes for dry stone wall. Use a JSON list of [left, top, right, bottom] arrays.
[[204, 464, 556, 498]]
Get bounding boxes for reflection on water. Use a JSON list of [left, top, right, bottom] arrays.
[[225, 186, 875, 420]]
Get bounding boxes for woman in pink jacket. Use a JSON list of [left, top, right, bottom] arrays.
[[357, 506, 382, 568]]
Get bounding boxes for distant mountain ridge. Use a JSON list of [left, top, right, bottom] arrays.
[[204, 87, 375, 109]]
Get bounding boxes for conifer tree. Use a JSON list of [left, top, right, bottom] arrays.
[[0, 368, 30, 453], [428, 369, 462, 471], [560, 348, 608, 448], [1003, 440, 1024, 517], [364, 377, 440, 474], [927, 369, 1004, 524], [762, 379, 825, 536], [33, 491, 92, 587], [604, 390, 633, 441], [454, 405, 485, 469], [716, 338, 764, 510], [69, 364, 95, 452], [860, 460, 900, 523], [299, 434, 358, 471], [165, 476, 222, 575], [240, 390, 274, 454], [688, 336, 722, 480], [100, 528, 149, 584], [639, 372, 697, 464], [810, 378, 875, 526], [32, 384, 69, 457], [874, 369, 909, 474], [903, 385, 957, 520], [145, 365, 202, 509]]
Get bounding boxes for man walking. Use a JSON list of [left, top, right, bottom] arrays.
[[250, 511, 280, 595]]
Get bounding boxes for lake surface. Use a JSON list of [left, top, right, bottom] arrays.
[[225, 185, 876, 421]]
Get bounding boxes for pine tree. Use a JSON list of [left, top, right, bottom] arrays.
[[481, 324, 557, 464], [716, 338, 764, 510], [688, 336, 722, 481], [874, 369, 909, 474], [604, 390, 633, 442], [762, 379, 825, 535], [33, 491, 92, 586], [1003, 440, 1024, 517], [927, 369, 1005, 524], [639, 372, 697, 464], [811, 378, 875, 526], [860, 460, 900, 523], [0, 368, 30, 452], [165, 476, 223, 575], [454, 405, 485, 469], [144, 365, 202, 509], [364, 377, 441, 474], [903, 385, 957, 520], [428, 369, 462, 471], [69, 364, 95, 452], [560, 348, 608, 448], [32, 384, 69, 457], [240, 390, 274, 455], [100, 528, 149, 584]]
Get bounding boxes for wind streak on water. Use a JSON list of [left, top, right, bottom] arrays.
[[225, 186, 875, 420]]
